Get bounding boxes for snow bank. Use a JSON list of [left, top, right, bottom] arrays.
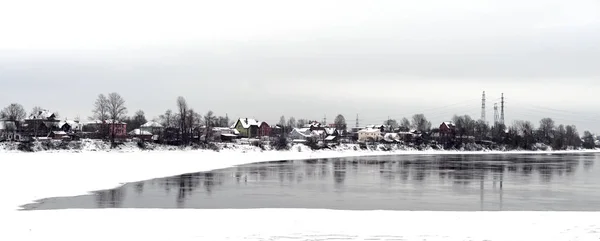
[[2, 150, 600, 240], [5, 209, 600, 241]]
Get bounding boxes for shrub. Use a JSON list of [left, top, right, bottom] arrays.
[[273, 136, 290, 151]]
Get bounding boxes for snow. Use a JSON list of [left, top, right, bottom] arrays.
[[140, 121, 163, 128], [128, 128, 152, 135], [2, 149, 600, 240]]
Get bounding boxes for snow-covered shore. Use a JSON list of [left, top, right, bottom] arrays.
[[2, 147, 600, 240]]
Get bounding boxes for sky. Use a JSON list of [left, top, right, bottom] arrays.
[[0, 0, 599, 132]]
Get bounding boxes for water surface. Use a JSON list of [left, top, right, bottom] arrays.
[[21, 153, 600, 211]]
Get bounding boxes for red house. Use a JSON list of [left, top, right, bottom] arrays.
[[439, 122, 456, 136], [258, 122, 271, 137], [106, 120, 127, 138]]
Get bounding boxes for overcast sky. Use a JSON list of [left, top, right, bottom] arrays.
[[1, 0, 599, 132]]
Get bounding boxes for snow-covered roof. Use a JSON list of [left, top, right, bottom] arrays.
[[325, 128, 337, 135], [233, 118, 260, 129], [290, 128, 313, 138], [86, 119, 126, 125], [52, 131, 67, 135], [441, 122, 456, 128], [358, 128, 380, 133], [259, 121, 270, 128], [141, 121, 163, 128], [129, 129, 152, 136], [58, 120, 82, 128], [312, 130, 326, 136], [221, 133, 237, 137], [28, 110, 56, 120], [325, 135, 336, 141]]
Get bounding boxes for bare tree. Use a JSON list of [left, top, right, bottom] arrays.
[[186, 109, 197, 143], [287, 117, 296, 130], [383, 119, 398, 132], [177, 97, 188, 145], [537, 118, 555, 144], [91, 94, 109, 121], [1, 103, 26, 122], [31, 106, 43, 116], [582, 131, 595, 149], [400, 117, 411, 131], [204, 110, 215, 143], [297, 119, 308, 128], [107, 93, 127, 147], [565, 125, 581, 148], [159, 109, 175, 128], [411, 114, 431, 132], [334, 114, 347, 131]]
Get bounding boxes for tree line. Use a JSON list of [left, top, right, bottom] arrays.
[[2, 93, 598, 150]]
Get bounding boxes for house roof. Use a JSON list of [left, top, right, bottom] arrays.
[[58, 120, 83, 129], [129, 129, 153, 136], [28, 110, 56, 120], [290, 128, 313, 138], [86, 119, 126, 125], [141, 121, 163, 128], [233, 118, 260, 129], [325, 135, 337, 141], [312, 130, 326, 136], [441, 122, 456, 128], [358, 128, 380, 133], [325, 128, 337, 135], [52, 131, 67, 135]]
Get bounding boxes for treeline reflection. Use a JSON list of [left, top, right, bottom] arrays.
[[93, 155, 594, 208]]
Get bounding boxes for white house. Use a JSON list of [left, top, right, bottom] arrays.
[[358, 128, 382, 142]]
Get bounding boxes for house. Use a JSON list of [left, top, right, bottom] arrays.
[[50, 131, 70, 140], [212, 127, 238, 142], [258, 122, 271, 137], [358, 128, 382, 142], [129, 129, 153, 141], [231, 118, 260, 138], [58, 120, 83, 133], [140, 121, 164, 141], [439, 122, 456, 136], [23, 109, 60, 137], [140, 121, 164, 133], [85, 120, 127, 138], [289, 128, 317, 141], [0, 120, 18, 141]]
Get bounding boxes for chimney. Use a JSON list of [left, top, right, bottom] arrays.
[[245, 118, 248, 123]]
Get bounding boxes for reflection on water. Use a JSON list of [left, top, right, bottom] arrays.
[[21, 153, 600, 211]]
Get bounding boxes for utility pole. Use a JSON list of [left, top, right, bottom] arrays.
[[493, 103, 499, 125], [355, 114, 359, 128], [481, 91, 486, 122], [500, 93, 505, 125]]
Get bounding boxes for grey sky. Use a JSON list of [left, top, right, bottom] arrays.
[[1, 0, 599, 132]]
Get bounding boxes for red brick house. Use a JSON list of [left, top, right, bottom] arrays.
[[439, 122, 456, 137], [258, 122, 271, 137]]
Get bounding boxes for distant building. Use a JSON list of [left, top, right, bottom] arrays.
[[23, 109, 60, 137], [439, 122, 456, 136], [129, 129, 153, 141], [258, 122, 272, 137], [231, 118, 260, 138], [0, 120, 19, 141], [358, 128, 382, 142]]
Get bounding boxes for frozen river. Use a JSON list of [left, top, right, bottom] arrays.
[[21, 153, 600, 211]]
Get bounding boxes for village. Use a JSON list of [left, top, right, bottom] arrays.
[[2, 105, 599, 151], [0, 108, 430, 149]]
